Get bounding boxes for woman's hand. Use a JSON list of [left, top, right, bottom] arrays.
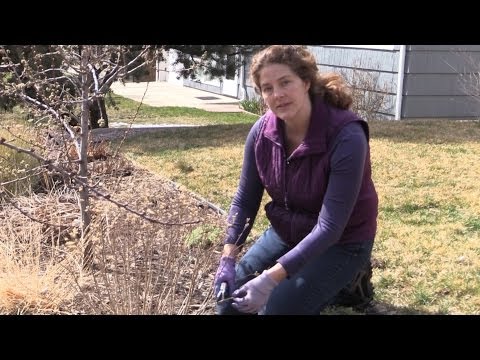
[[231, 270, 278, 314]]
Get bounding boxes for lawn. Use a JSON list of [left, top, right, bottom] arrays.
[[107, 93, 258, 126]]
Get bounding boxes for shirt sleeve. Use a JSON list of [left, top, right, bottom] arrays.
[[224, 118, 265, 246], [278, 122, 368, 276]]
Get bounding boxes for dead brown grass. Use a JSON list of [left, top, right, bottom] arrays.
[[0, 212, 80, 314], [367, 120, 480, 314]]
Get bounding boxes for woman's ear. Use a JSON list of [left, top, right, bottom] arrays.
[[304, 80, 311, 93]]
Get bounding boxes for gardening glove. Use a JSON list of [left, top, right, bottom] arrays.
[[214, 256, 236, 298], [231, 270, 278, 314]]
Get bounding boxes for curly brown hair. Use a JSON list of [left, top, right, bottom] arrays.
[[250, 45, 352, 110]]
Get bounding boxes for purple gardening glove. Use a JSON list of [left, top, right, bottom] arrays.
[[214, 256, 236, 297], [231, 270, 278, 314]]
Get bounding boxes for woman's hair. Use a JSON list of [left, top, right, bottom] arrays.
[[250, 45, 352, 110]]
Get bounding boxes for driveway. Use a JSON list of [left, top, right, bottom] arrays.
[[110, 81, 244, 113]]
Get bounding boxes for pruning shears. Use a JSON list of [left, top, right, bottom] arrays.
[[216, 282, 231, 304]]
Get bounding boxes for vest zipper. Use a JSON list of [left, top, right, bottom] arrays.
[[284, 153, 290, 210], [284, 144, 299, 211]]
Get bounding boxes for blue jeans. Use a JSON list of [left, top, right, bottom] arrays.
[[216, 226, 374, 315]]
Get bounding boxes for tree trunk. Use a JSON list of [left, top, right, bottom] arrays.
[[80, 48, 93, 269], [89, 97, 109, 129]]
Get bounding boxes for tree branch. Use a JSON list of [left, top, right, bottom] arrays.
[[0, 191, 69, 229]]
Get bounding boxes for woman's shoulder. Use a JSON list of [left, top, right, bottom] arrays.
[[251, 111, 271, 134]]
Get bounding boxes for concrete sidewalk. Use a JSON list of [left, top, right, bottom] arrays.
[[111, 81, 244, 113]]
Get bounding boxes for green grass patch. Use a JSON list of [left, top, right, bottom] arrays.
[[465, 217, 480, 233], [413, 284, 435, 306], [0, 114, 40, 197], [108, 93, 257, 126], [184, 224, 223, 249]]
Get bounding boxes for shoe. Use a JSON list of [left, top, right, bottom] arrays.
[[332, 259, 374, 310]]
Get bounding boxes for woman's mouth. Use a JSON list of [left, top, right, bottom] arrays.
[[276, 102, 290, 110]]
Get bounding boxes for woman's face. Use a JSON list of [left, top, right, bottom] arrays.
[[258, 63, 310, 122]]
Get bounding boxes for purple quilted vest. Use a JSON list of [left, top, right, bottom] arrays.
[[255, 96, 378, 246]]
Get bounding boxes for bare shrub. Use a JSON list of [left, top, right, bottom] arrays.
[[458, 73, 480, 104], [64, 166, 227, 315], [239, 97, 267, 115], [452, 53, 480, 121], [0, 174, 224, 315], [339, 65, 391, 121], [75, 212, 220, 315], [4, 189, 80, 243]]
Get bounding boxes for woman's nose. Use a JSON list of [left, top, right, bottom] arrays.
[[273, 87, 284, 98]]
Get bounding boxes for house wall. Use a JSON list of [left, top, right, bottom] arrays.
[[156, 58, 168, 82], [242, 54, 259, 100], [166, 50, 184, 85], [312, 45, 480, 119], [402, 45, 480, 119], [183, 78, 221, 94]]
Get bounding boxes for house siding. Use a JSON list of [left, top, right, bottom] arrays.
[[401, 95, 480, 118], [308, 46, 399, 72], [403, 45, 480, 119]]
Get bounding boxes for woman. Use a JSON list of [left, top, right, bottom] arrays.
[[214, 45, 378, 315]]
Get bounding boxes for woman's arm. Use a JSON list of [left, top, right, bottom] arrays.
[[223, 119, 265, 258]]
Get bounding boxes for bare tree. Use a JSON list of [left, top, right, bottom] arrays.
[[1, 45, 264, 127], [1, 45, 156, 227], [0, 46, 161, 269]]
